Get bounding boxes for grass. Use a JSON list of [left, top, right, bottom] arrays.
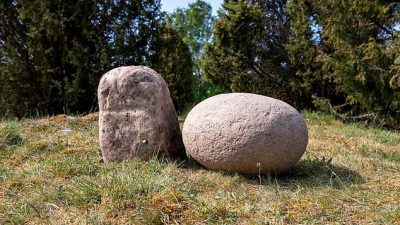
[[0, 121, 24, 149], [0, 111, 399, 224]]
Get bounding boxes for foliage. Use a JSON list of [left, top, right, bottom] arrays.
[[167, 0, 219, 107], [0, 0, 163, 117], [193, 79, 226, 104], [167, 0, 215, 77], [1, 0, 399, 123], [201, 0, 301, 107], [285, 0, 339, 107], [286, 0, 400, 117], [151, 22, 194, 113]]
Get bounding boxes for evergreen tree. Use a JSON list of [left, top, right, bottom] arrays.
[[167, 0, 222, 104], [0, 0, 163, 117], [287, 0, 400, 117], [167, 0, 214, 77], [285, 0, 339, 107], [201, 0, 299, 106], [151, 22, 194, 113]]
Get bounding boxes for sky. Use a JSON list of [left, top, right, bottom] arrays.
[[160, 0, 224, 15]]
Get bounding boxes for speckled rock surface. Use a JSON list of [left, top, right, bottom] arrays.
[[98, 66, 184, 162], [182, 93, 308, 175]]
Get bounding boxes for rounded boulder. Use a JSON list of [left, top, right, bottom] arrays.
[[98, 66, 185, 162], [182, 93, 308, 175]]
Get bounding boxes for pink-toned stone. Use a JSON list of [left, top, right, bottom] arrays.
[[98, 66, 184, 162], [182, 93, 308, 175]]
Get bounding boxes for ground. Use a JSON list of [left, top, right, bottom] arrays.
[[0, 112, 399, 224]]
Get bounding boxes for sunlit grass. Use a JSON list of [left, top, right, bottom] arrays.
[[0, 111, 399, 224]]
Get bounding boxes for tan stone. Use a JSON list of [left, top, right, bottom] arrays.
[[98, 66, 184, 162], [182, 93, 308, 175]]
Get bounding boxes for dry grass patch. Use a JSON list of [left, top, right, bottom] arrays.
[[0, 112, 399, 224]]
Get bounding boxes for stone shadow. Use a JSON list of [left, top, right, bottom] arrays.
[[178, 157, 365, 189], [262, 157, 363, 188]]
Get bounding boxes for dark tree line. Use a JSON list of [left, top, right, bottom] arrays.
[[0, 0, 193, 117], [203, 0, 400, 122], [1, 0, 400, 123]]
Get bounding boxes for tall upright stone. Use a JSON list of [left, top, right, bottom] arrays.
[[98, 66, 184, 162]]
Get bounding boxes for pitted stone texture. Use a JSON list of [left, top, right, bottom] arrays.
[[182, 93, 308, 175], [98, 66, 184, 162]]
